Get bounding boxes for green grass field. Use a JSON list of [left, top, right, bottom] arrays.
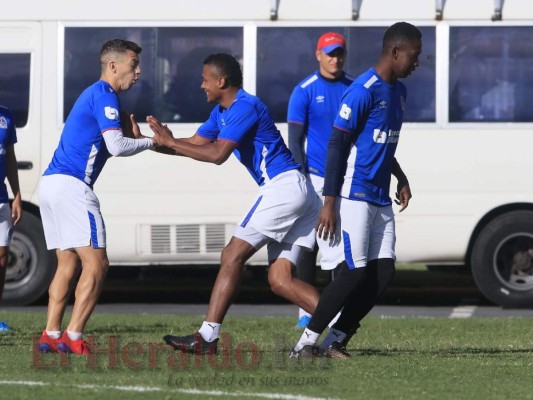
[[0, 311, 532, 400]]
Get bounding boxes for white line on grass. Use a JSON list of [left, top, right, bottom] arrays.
[[0, 380, 47, 386], [0, 380, 335, 400], [449, 306, 476, 318]]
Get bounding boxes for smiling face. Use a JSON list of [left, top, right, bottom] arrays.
[[114, 50, 141, 92], [316, 47, 346, 79], [200, 64, 224, 103]]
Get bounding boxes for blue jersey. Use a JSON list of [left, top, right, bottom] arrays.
[[0, 106, 17, 203], [288, 72, 353, 177], [197, 89, 299, 186], [44, 81, 122, 187], [333, 68, 407, 206]]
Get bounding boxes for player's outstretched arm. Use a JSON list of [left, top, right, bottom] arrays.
[[147, 115, 236, 164]]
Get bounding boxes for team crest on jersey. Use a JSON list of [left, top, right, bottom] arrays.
[[104, 106, 119, 120], [400, 96, 406, 111], [339, 103, 352, 120], [379, 100, 387, 109], [316, 95, 325, 103], [0, 116, 7, 129]]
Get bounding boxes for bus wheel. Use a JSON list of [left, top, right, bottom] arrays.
[[471, 210, 533, 308], [2, 211, 56, 305]]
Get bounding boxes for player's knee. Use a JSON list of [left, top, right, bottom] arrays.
[[267, 268, 290, 295], [220, 247, 245, 268], [0, 248, 8, 269], [100, 257, 110, 271]]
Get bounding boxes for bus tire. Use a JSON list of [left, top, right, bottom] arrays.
[[471, 210, 533, 308], [2, 211, 56, 305]]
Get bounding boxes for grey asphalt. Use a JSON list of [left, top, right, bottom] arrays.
[[3, 303, 533, 318]]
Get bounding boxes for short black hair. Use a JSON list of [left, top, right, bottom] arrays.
[[203, 53, 243, 88], [100, 39, 142, 63], [382, 22, 422, 52]]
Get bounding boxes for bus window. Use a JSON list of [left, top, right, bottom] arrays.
[[0, 53, 30, 127], [64, 27, 243, 123], [256, 26, 436, 123], [449, 26, 533, 122]]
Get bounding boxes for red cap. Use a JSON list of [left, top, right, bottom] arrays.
[[317, 32, 346, 54]]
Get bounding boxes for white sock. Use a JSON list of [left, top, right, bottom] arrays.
[[294, 328, 320, 351], [46, 330, 61, 339], [67, 330, 83, 340], [319, 328, 347, 351], [198, 321, 221, 342], [298, 308, 311, 319], [327, 311, 341, 328]]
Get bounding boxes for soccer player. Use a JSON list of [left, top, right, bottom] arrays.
[[146, 53, 322, 355], [37, 39, 164, 355], [290, 22, 420, 358], [0, 105, 22, 333], [287, 32, 353, 328]]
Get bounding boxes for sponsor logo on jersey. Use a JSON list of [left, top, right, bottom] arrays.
[[400, 96, 406, 111], [353, 192, 366, 198], [316, 95, 325, 103], [0, 116, 7, 129], [373, 129, 400, 144], [104, 106, 119, 121], [379, 100, 387, 109], [339, 103, 352, 120]]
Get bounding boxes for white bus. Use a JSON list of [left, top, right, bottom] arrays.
[[2, 0, 533, 307]]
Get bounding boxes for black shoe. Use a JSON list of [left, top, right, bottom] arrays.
[[289, 344, 320, 358], [326, 341, 351, 359], [163, 332, 218, 355]]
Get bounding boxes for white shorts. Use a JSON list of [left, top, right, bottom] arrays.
[[39, 174, 106, 251], [233, 225, 305, 266], [0, 202, 13, 246], [339, 198, 396, 269], [308, 174, 324, 196], [309, 174, 345, 271], [234, 169, 320, 253]]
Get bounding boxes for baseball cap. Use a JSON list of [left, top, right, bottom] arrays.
[[317, 32, 346, 54]]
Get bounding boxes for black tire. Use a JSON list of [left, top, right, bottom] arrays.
[[2, 211, 56, 305], [471, 210, 533, 308]]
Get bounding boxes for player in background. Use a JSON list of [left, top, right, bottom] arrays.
[[37, 39, 164, 354], [290, 22, 420, 358], [0, 105, 22, 333], [287, 32, 353, 328], [146, 53, 322, 355]]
